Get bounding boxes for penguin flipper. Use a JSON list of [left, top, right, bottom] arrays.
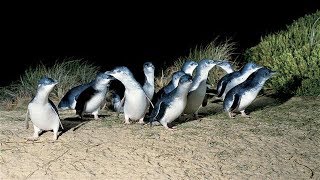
[[49, 99, 59, 116], [230, 94, 241, 112], [49, 99, 64, 129], [149, 101, 161, 122], [120, 95, 125, 107], [154, 102, 168, 122], [217, 81, 227, 97], [149, 100, 168, 123]]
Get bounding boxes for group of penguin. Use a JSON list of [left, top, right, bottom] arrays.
[[25, 59, 275, 140]]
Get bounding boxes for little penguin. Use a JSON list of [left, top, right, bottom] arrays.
[[106, 66, 150, 124], [58, 80, 94, 110], [152, 60, 198, 103], [75, 72, 114, 120], [149, 74, 193, 130], [223, 67, 276, 118], [26, 77, 63, 141], [111, 92, 124, 113], [183, 59, 220, 117], [142, 62, 155, 100], [217, 62, 262, 100]]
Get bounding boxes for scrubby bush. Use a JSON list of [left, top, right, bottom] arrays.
[[245, 11, 320, 96], [155, 38, 237, 91], [0, 58, 100, 110]]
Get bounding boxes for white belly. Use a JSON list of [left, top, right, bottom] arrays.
[[28, 103, 60, 131], [184, 83, 206, 114], [237, 90, 259, 111], [161, 98, 186, 124], [84, 92, 105, 113], [124, 90, 148, 120]]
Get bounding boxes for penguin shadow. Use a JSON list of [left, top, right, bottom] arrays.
[[58, 117, 88, 136], [58, 114, 110, 137]]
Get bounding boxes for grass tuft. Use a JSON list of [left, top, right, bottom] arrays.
[[0, 58, 100, 110], [155, 37, 237, 90]]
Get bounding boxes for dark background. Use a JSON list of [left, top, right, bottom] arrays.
[[1, 1, 319, 86]]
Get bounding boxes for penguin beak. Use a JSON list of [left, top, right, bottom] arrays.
[[104, 71, 113, 75], [216, 61, 223, 65], [108, 76, 116, 80], [270, 71, 277, 76], [214, 61, 222, 65], [53, 80, 58, 85]]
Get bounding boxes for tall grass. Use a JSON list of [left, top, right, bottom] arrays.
[[155, 38, 237, 90], [0, 58, 100, 110]]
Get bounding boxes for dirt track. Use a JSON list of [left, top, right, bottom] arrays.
[[1, 97, 319, 179]]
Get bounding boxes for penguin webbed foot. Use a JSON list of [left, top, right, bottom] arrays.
[[124, 120, 131, 124], [240, 111, 251, 118], [94, 115, 102, 120], [193, 113, 199, 120], [165, 125, 177, 131], [161, 122, 177, 130], [138, 118, 145, 124], [228, 112, 236, 119]]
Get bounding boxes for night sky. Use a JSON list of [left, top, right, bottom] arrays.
[[1, 1, 319, 86]]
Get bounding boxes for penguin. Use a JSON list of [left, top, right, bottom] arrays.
[[58, 80, 94, 110], [142, 62, 155, 100], [217, 62, 262, 100], [111, 92, 124, 113], [106, 66, 149, 124], [152, 60, 198, 103], [149, 74, 193, 130], [183, 59, 220, 117], [223, 67, 276, 118], [75, 72, 114, 120], [26, 77, 63, 141]]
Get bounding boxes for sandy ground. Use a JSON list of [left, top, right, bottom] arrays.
[[1, 96, 319, 179]]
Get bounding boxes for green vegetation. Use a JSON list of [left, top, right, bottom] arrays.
[[155, 38, 237, 90], [0, 58, 100, 110], [245, 11, 320, 96]]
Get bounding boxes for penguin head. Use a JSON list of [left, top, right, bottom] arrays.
[[241, 62, 262, 74], [255, 67, 276, 80], [181, 60, 198, 75], [143, 62, 155, 74], [95, 72, 115, 85], [37, 77, 58, 92], [172, 71, 186, 87], [178, 74, 193, 87], [197, 59, 220, 72], [217, 60, 233, 73], [106, 66, 134, 80]]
